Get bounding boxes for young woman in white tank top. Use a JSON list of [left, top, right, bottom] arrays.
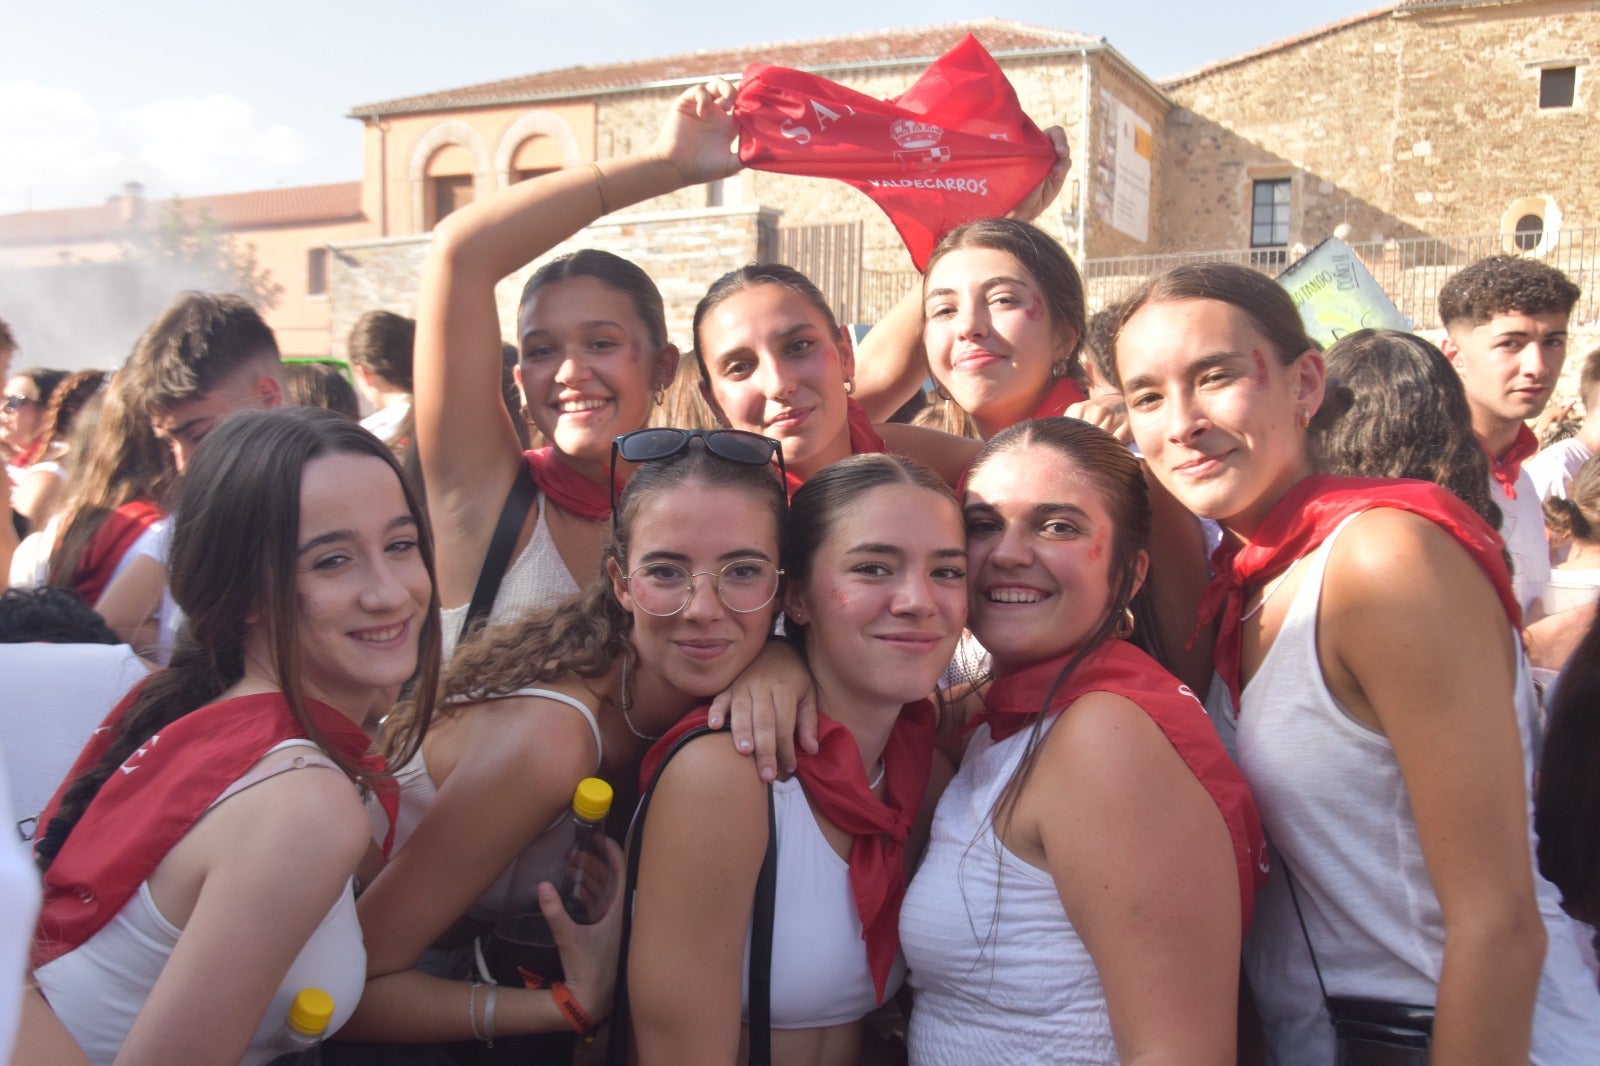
[[29, 408, 441, 1065], [1113, 263, 1600, 1063], [625, 455, 966, 1066], [342, 436, 788, 1051]]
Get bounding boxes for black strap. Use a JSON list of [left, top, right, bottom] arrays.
[[608, 725, 777, 1066], [1280, 850, 1333, 1006], [463, 461, 538, 640]]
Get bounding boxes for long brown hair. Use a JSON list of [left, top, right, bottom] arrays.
[[381, 435, 787, 760], [37, 408, 440, 871], [48, 374, 177, 589]]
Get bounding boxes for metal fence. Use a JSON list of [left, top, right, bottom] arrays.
[[1082, 228, 1600, 330]]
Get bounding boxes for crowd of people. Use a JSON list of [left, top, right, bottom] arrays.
[[2, 76, 1599, 1066]]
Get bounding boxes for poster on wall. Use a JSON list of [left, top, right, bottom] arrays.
[[1093, 90, 1152, 243]]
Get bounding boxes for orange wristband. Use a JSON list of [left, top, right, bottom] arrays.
[[551, 981, 599, 1038]]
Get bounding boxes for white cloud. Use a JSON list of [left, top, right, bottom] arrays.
[[0, 83, 317, 214]]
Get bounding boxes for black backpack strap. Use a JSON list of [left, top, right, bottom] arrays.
[[608, 725, 776, 1066], [463, 460, 538, 640]]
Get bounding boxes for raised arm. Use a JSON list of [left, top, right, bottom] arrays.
[[415, 80, 741, 606], [1326, 510, 1546, 1065], [1032, 692, 1240, 1065], [626, 736, 768, 1064]]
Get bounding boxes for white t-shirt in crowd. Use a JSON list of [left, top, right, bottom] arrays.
[[1526, 437, 1594, 502]]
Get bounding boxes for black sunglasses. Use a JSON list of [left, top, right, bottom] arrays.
[[609, 428, 787, 531]]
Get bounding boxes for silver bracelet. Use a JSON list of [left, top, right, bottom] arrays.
[[484, 984, 498, 1047], [467, 978, 484, 1042]]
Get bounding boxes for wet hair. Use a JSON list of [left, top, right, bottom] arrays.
[[691, 263, 843, 388], [38, 369, 107, 448], [37, 407, 441, 871], [383, 435, 786, 758], [781, 453, 959, 658], [519, 249, 668, 352], [49, 374, 177, 590], [1312, 330, 1502, 531], [1544, 455, 1600, 546], [916, 220, 1087, 440], [1110, 262, 1320, 387], [124, 292, 280, 413], [283, 361, 361, 421], [1438, 255, 1581, 330], [1536, 609, 1600, 925], [0, 586, 119, 645], [348, 310, 416, 393], [965, 417, 1170, 831]]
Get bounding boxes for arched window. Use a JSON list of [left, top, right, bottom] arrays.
[[1513, 214, 1544, 252], [1500, 195, 1561, 258], [511, 135, 565, 184], [426, 144, 477, 228]]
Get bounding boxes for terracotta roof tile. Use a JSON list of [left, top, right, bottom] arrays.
[[0, 182, 365, 246], [350, 19, 1104, 118]]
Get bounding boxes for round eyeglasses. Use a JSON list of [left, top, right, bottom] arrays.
[[624, 558, 783, 617]]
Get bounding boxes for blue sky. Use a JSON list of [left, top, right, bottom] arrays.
[[3, 1, 1382, 214]]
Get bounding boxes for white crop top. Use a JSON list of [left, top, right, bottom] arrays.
[[375, 687, 602, 922], [900, 717, 1116, 1065], [35, 741, 366, 1066], [739, 775, 904, 1030], [439, 491, 583, 662]]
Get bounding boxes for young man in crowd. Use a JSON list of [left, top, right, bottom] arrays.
[[1439, 255, 1580, 617]]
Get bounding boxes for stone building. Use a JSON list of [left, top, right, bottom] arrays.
[[1, 1, 1593, 366]]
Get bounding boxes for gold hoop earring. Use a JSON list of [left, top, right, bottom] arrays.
[[1298, 406, 1311, 429], [843, 378, 856, 396], [652, 388, 665, 408], [1114, 605, 1135, 639]]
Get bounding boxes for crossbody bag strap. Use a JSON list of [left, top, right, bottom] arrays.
[[1279, 850, 1333, 1006], [463, 460, 538, 639], [607, 725, 776, 1066]]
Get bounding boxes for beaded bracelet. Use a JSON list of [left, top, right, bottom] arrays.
[[467, 978, 483, 1042]]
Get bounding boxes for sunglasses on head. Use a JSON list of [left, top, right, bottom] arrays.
[[609, 428, 786, 532]]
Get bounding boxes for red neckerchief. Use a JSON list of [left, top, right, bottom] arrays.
[[33, 685, 394, 968], [735, 35, 1054, 270], [12, 437, 46, 469], [1029, 377, 1088, 420], [1485, 423, 1539, 500], [783, 399, 887, 499], [1198, 474, 1519, 714], [974, 639, 1267, 929], [643, 699, 935, 1005], [64, 499, 166, 605], [524, 447, 622, 522]]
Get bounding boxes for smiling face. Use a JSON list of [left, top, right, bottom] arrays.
[[922, 246, 1072, 438], [1442, 310, 1569, 447], [516, 275, 677, 466], [1116, 298, 1323, 537], [610, 482, 780, 708], [697, 283, 855, 480], [285, 452, 433, 718], [964, 442, 1144, 674], [785, 482, 966, 715]]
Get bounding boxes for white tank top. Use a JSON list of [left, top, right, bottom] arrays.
[[35, 741, 366, 1066], [439, 491, 582, 662], [1227, 514, 1600, 1064], [374, 687, 602, 921], [900, 717, 1117, 1065], [739, 775, 902, 1029]]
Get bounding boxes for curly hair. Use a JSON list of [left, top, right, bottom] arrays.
[[0, 586, 119, 645], [1438, 255, 1581, 330]]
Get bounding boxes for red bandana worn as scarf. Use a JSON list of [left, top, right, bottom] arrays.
[[1198, 474, 1519, 714], [1030, 377, 1088, 421], [62, 499, 166, 605], [643, 700, 935, 1004], [735, 34, 1055, 270], [33, 685, 394, 968], [1485, 423, 1539, 500], [524, 447, 624, 522], [973, 639, 1267, 930], [782, 399, 887, 499]]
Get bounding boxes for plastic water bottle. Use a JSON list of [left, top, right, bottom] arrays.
[[555, 776, 614, 923], [267, 987, 334, 1064]]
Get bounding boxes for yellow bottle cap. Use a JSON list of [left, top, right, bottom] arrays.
[[287, 988, 335, 1037], [572, 777, 613, 822]]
